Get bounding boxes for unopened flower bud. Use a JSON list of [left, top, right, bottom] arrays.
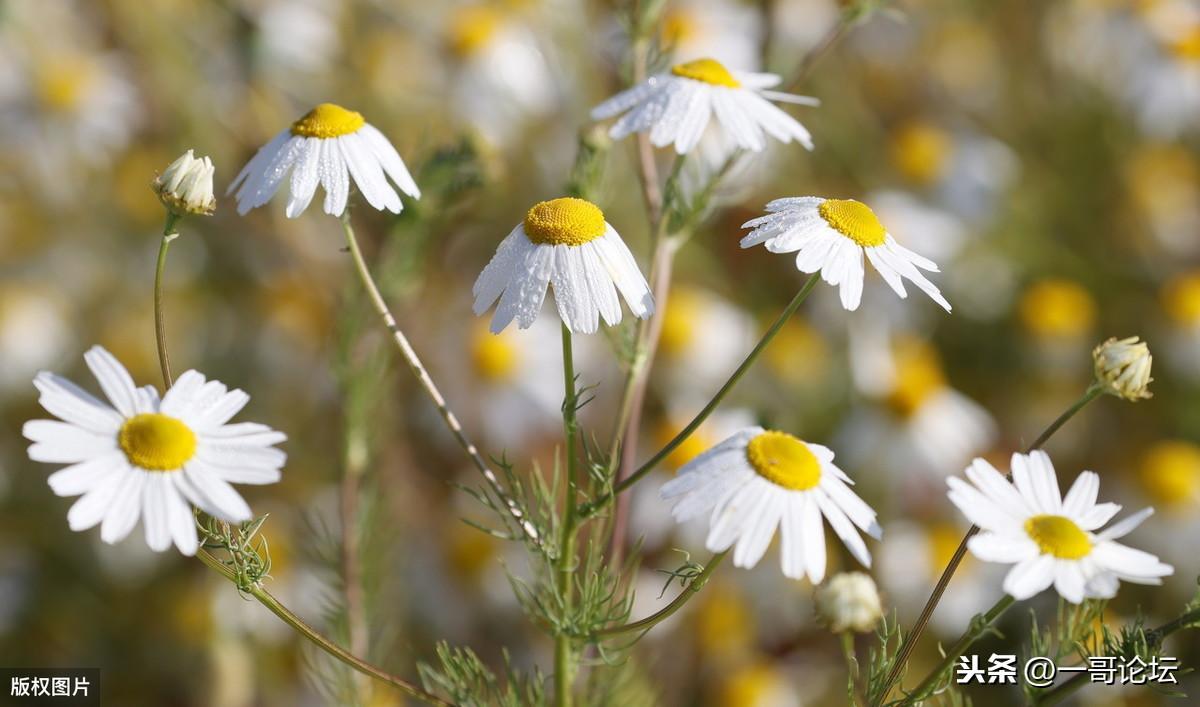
[[815, 572, 883, 633], [154, 150, 215, 216], [1093, 336, 1153, 401]]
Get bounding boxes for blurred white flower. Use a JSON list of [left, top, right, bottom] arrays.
[[23, 346, 286, 555], [444, 4, 557, 147], [0, 285, 72, 392], [661, 427, 881, 583], [0, 37, 139, 199], [947, 451, 1173, 603], [814, 571, 883, 633], [877, 520, 1004, 633], [656, 286, 755, 390], [591, 58, 816, 154], [472, 197, 654, 334], [741, 197, 951, 312], [660, 0, 764, 70], [228, 103, 420, 217], [155, 150, 216, 216]]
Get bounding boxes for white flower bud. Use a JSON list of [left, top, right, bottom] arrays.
[[1093, 336, 1153, 401], [815, 572, 883, 633], [154, 150, 215, 216]]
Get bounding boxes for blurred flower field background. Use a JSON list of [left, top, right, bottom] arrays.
[[2, 0, 1200, 705]]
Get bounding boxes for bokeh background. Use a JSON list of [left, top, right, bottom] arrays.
[[2, 0, 1199, 704]]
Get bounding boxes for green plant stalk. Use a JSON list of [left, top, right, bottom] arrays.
[[338, 213, 536, 545], [154, 212, 181, 387], [1036, 606, 1200, 706], [195, 549, 451, 706], [150, 217, 450, 706], [580, 272, 821, 520], [875, 384, 1105, 704], [900, 595, 1017, 704], [555, 324, 580, 707], [594, 552, 726, 637], [841, 631, 864, 707]]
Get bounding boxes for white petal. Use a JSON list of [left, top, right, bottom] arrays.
[[33, 372, 123, 433], [47, 454, 126, 496], [100, 469, 145, 544], [968, 531, 1038, 563], [84, 346, 139, 417], [25, 420, 118, 463], [1002, 554, 1056, 599]]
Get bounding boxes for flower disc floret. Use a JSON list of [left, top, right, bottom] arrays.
[[745, 430, 821, 490], [818, 199, 887, 248], [523, 197, 607, 246], [290, 103, 366, 138], [118, 413, 197, 471], [670, 58, 741, 87], [1024, 515, 1091, 560]]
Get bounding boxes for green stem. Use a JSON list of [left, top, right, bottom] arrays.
[[841, 631, 864, 707], [594, 552, 725, 637], [875, 384, 1105, 705], [555, 324, 580, 707], [151, 215, 449, 706], [900, 596, 1017, 704], [154, 212, 181, 387], [1035, 606, 1200, 705], [195, 549, 451, 706], [580, 273, 820, 520], [337, 213, 536, 545]]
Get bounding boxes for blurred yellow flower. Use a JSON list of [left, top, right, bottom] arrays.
[[446, 5, 504, 58], [1162, 271, 1200, 326], [764, 318, 829, 384], [889, 121, 953, 185], [884, 337, 947, 418], [1139, 440, 1200, 510], [654, 418, 715, 471], [33, 56, 96, 113], [470, 322, 521, 382], [714, 661, 796, 707], [1018, 279, 1096, 338], [695, 581, 755, 659]]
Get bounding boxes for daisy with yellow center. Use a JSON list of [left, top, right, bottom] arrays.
[[228, 102, 419, 218], [23, 347, 286, 555], [947, 451, 1172, 603], [590, 56, 817, 154], [472, 197, 654, 334], [740, 197, 951, 312], [660, 426, 881, 583]]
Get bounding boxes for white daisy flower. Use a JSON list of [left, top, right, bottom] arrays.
[[23, 346, 287, 556], [472, 197, 654, 334], [660, 427, 882, 583], [227, 102, 420, 218], [590, 57, 817, 155], [740, 196, 952, 312], [947, 451, 1174, 603]]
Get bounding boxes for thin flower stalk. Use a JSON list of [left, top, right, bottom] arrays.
[[593, 552, 726, 637], [581, 272, 821, 520], [153, 212, 181, 387], [900, 595, 1017, 704], [556, 324, 581, 707], [338, 212, 537, 545], [874, 384, 1105, 705], [151, 220, 449, 706]]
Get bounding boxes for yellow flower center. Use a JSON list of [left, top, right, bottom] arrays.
[[670, 58, 740, 88], [290, 103, 366, 138], [1140, 441, 1200, 508], [889, 121, 954, 185], [1163, 273, 1200, 326], [522, 197, 607, 246], [1024, 515, 1091, 560], [720, 663, 782, 707], [118, 413, 197, 471], [470, 325, 520, 382], [661, 10, 701, 46], [447, 6, 502, 58], [745, 430, 821, 490], [658, 289, 702, 357], [818, 199, 888, 248], [1018, 280, 1096, 338], [885, 338, 946, 417], [930, 522, 969, 571], [35, 59, 94, 112], [765, 319, 829, 383], [1168, 26, 1200, 61]]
